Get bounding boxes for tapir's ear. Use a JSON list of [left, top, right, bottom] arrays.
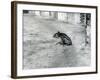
[[58, 31, 60, 33]]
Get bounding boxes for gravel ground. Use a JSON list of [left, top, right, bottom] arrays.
[[23, 14, 91, 69]]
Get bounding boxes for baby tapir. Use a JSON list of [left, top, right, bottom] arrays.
[[53, 31, 72, 46]]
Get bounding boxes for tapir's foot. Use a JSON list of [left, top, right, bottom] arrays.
[[56, 41, 72, 46], [56, 42, 63, 45]]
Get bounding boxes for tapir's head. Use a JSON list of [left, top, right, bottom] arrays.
[[53, 31, 60, 38]]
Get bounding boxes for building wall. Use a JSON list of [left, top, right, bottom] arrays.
[[74, 13, 80, 24], [57, 12, 67, 21], [27, 11, 81, 25], [57, 12, 80, 24]]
